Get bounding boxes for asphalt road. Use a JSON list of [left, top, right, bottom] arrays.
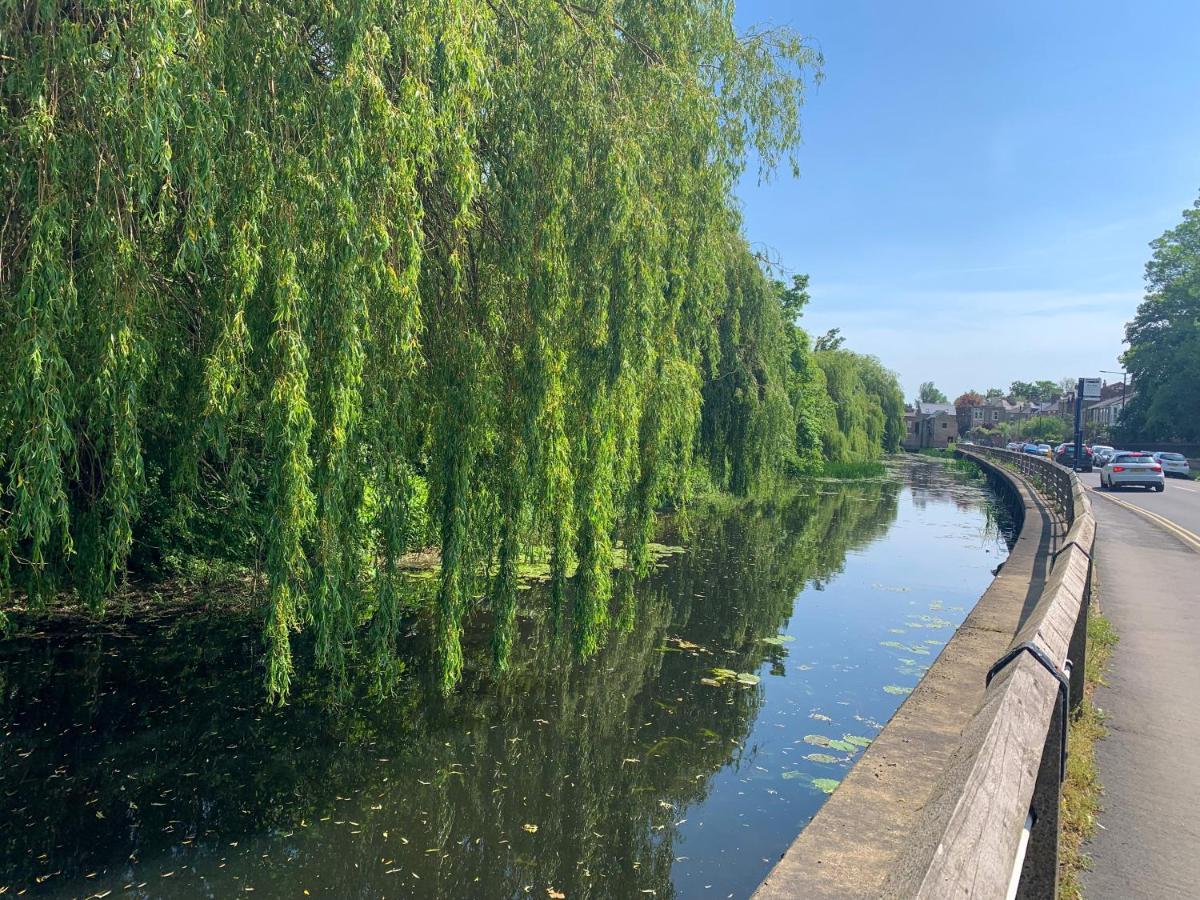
[[1078, 470, 1200, 539], [1081, 487, 1200, 898]]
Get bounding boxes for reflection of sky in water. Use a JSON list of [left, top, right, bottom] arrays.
[[0, 460, 1009, 900], [668, 465, 1010, 896]]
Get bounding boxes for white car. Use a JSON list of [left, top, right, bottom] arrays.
[[1100, 452, 1165, 492], [1152, 452, 1192, 478], [1091, 444, 1114, 466]]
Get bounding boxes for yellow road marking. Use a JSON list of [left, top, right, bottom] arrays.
[[1090, 487, 1200, 553]]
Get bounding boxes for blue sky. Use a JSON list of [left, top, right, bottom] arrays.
[[732, 1, 1200, 402]]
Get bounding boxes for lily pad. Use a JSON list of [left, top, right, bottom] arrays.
[[804, 734, 856, 751], [803, 753, 840, 764], [882, 684, 912, 696], [841, 734, 872, 748], [812, 778, 841, 794], [759, 634, 796, 647], [735, 672, 761, 686]]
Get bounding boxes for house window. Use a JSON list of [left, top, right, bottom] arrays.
[[941, 422, 947, 429], [992, 411, 1000, 421]]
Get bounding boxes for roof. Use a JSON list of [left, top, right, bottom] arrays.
[[1087, 392, 1136, 410], [915, 402, 956, 416]]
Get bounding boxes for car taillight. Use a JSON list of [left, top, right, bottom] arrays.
[[1152, 465, 1162, 472], [1113, 466, 1125, 472]]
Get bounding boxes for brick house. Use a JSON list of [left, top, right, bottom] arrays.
[[904, 402, 959, 450]]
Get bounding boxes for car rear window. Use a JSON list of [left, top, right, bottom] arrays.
[[1159, 453, 1185, 461], [1112, 453, 1150, 462]]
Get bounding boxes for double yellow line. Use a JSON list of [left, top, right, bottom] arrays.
[[1091, 488, 1200, 553]]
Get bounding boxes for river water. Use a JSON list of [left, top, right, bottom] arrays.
[[0, 458, 1011, 899]]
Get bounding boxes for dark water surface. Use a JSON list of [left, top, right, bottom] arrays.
[[1, 459, 1011, 899]]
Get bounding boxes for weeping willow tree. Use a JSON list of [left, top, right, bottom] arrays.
[[1, 1, 835, 699], [812, 349, 905, 464]]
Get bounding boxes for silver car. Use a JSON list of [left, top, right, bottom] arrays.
[[1092, 444, 1115, 466], [1100, 452, 1165, 491], [1152, 452, 1192, 478]]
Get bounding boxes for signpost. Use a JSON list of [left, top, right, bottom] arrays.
[[1073, 377, 1101, 470]]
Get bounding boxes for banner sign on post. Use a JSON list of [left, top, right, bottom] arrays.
[[1082, 378, 1102, 401]]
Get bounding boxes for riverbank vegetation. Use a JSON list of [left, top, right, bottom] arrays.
[[0, 2, 903, 699], [1059, 604, 1118, 898]]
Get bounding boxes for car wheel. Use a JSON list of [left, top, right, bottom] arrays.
[[1156, 484, 1165, 493]]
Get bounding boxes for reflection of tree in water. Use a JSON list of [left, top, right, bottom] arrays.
[[0, 483, 900, 898], [905, 459, 1018, 547]]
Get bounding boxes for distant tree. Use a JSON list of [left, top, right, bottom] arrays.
[[1121, 195, 1200, 441], [919, 381, 949, 404], [777, 274, 811, 322], [1059, 376, 1077, 397], [985, 388, 1004, 401], [1021, 416, 1069, 444], [813, 328, 844, 352], [1008, 380, 1060, 403], [954, 390, 984, 408]]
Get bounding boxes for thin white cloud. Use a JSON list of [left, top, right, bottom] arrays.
[[799, 285, 1135, 399]]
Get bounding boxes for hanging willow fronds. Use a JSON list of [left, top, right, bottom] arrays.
[[0, 1, 904, 702]]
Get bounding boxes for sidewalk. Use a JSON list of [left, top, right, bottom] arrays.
[[1081, 495, 1200, 898]]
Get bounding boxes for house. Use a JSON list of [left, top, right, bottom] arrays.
[[964, 398, 1012, 430], [1086, 390, 1135, 428], [904, 401, 959, 450]]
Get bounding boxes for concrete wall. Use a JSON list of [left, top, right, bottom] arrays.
[[754, 449, 1094, 899]]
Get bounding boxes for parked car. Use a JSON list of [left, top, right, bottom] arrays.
[[1152, 452, 1192, 478], [1055, 444, 1094, 472], [1006, 441, 1022, 452], [1100, 452, 1165, 491], [1022, 443, 1041, 455], [1036, 444, 1053, 458], [1092, 445, 1115, 466]]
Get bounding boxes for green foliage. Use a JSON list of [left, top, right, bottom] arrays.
[[1009, 380, 1062, 403], [1121, 195, 1200, 441], [0, 1, 839, 699], [812, 351, 905, 464], [819, 461, 887, 479], [1020, 416, 1070, 444], [954, 390, 984, 407], [918, 382, 949, 404]]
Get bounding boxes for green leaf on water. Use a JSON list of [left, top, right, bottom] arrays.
[[806, 734, 857, 752], [812, 778, 840, 794], [781, 770, 805, 780], [879, 641, 906, 650], [841, 734, 872, 748], [735, 672, 761, 686], [759, 634, 796, 647], [803, 753, 840, 764], [883, 684, 912, 696]]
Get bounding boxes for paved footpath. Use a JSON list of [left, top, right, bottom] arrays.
[[1081, 488, 1200, 899]]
